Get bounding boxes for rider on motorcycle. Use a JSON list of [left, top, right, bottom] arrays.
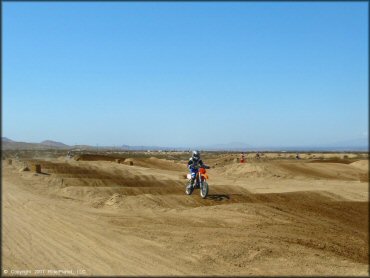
[[188, 150, 210, 188]]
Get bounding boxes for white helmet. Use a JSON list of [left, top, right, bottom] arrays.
[[192, 150, 200, 160]]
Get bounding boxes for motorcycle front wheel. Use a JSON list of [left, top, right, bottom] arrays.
[[200, 181, 208, 199]]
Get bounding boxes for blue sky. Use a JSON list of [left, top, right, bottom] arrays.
[[3, 2, 368, 147]]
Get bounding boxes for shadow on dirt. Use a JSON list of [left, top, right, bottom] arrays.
[[206, 194, 230, 201]]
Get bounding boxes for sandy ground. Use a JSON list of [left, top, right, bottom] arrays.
[[2, 153, 369, 276]]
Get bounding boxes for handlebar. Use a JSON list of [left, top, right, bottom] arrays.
[[190, 165, 210, 170]]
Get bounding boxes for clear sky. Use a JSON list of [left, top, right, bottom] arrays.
[[3, 2, 368, 147]]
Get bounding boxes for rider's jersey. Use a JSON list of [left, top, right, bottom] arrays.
[[187, 157, 205, 170]]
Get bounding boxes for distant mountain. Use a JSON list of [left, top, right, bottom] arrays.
[[2, 137, 14, 142], [2, 138, 70, 150], [3, 141, 49, 150], [40, 140, 69, 148]]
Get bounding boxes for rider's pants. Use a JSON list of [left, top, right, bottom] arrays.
[[189, 168, 198, 184]]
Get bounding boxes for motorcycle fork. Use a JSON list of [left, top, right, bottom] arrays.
[[195, 173, 200, 187], [198, 174, 203, 188]]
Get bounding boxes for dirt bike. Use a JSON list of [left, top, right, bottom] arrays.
[[185, 166, 209, 199]]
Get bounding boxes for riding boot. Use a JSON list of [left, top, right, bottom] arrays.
[[190, 177, 195, 188]]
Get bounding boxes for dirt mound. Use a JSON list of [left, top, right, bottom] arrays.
[[278, 162, 363, 181], [74, 154, 121, 162], [309, 158, 354, 164], [71, 154, 187, 172], [216, 160, 367, 182], [216, 163, 265, 177], [3, 153, 368, 276], [350, 160, 368, 171], [121, 157, 187, 171]]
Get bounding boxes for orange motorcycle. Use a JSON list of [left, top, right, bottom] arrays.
[[185, 166, 209, 198]]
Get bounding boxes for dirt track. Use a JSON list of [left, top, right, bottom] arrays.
[[2, 153, 369, 275]]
